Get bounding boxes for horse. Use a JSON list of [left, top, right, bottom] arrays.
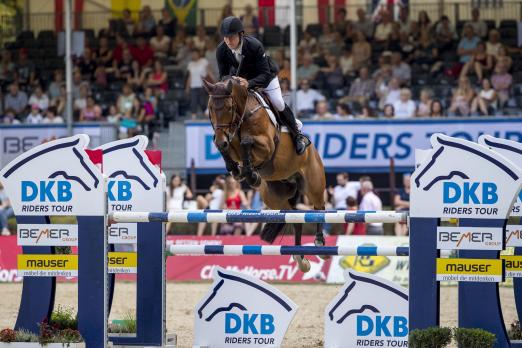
[[203, 78, 327, 272]]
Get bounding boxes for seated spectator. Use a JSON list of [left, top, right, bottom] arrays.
[[16, 48, 36, 87], [137, 91, 157, 141], [357, 102, 374, 118], [52, 85, 66, 115], [119, 98, 141, 138], [351, 31, 372, 70], [299, 31, 317, 51], [26, 104, 43, 124], [460, 41, 493, 81], [186, 47, 211, 120], [374, 11, 394, 43], [219, 176, 248, 235], [334, 8, 350, 34], [359, 180, 383, 235], [391, 52, 412, 85], [241, 4, 259, 36], [0, 182, 14, 235], [465, 8, 488, 39], [372, 54, 392, 82], [491, 61, 512, 107], [486, 29, 503, 58], [377, 77, 401, 109], [74, 85, 89, 112], [146, 60, 168, 96], [312, 100, 334, 119], [278, 59, 291, 81], [383, 103, 395, 117], [196, 175, 225, 236], [193, 26, 208, 51], [118, 84, 137, 115], [297, 53, 319, 82], [158, 7, 177, 38], [320, 54, 344, 97], [344, 66, 375, 104], [28, 85, 50, 111], [133, 35, 154, 67], [417, 10, 432, 38], [4, 83, 28, 116], [80, 96, 102, 122], [107, 105, 122, 126], [449, 76, 475, 116], [393, 88, 416, 118], [97, 36, 113, 68], [394, 174, 411, 236], [115, 48, 135, 81], [458, 24, 480, 65], [126, 60, 145, 88], [296, 79, 325, 117], [417, 88, 434, 117], [334, 103, 354, 119], [42, 106, 64, 124], [113, 34, 133, 63], [413, 30, 441, 73], [135, 5, 156, 36], [471, 78, 497, 115], [435, 16, 457, 52], [353, 8, 374, 39], [77, 47, 97, 80], [496, 46, 513, 71], [48, 70, 64, 100], [72, 69, 90, 100], [94, 62, 108, 88], [0, 50, 14, 81], [122, 9, 136, 36], [150, 25, 171, 59], [2, 109, 20, 124], [430, 100, 445, 117], [173, 37, 194, 70], [339, 47, 355, 75], [397, 7, 413, 36], [318, 24, 336, 52]]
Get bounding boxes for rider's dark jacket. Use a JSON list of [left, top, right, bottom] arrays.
[[216, 35, 279, 89]]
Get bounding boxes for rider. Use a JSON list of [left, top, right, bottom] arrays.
[[216, 16, 310, 155]]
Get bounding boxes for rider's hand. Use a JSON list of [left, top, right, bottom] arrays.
[[237, 77, 249, 88]]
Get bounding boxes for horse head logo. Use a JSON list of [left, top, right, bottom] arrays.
[[324, 271, 408, 348], [193, 267, 297, 348], [410, 133, 522, 219], [98, 136, 160, 191]]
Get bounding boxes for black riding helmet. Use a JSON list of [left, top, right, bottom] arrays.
[[220, 16, 244, 37]]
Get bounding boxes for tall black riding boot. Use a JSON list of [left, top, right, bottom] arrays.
[[279, 105, 311, 155]]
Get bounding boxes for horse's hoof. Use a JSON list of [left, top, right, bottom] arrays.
[[231, 169, 245, 182], [294, 255, 311, 273], [249, 172, 261, 188], [315, 239, 330, 260]]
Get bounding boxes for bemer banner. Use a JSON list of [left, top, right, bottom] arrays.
[[186, 118, 522, 172]]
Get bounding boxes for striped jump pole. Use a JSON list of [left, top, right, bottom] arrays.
[[110, 210, 408, 224], [169, 244, 410, 256]]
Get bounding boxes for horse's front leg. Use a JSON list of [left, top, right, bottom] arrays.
[[219, 150, 244, 182], [240, 137, 261, 188]]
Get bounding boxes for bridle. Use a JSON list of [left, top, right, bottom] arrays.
[[208, 93, 247, 146]]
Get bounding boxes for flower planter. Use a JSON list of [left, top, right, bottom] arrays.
[[0, 343, 84, 347]]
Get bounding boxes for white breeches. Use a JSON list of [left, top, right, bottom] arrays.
[[262, 77, 286, 112]]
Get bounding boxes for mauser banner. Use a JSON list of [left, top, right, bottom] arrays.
[[185, 118, 522, 172]]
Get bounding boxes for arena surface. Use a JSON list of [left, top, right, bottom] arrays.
[[0, 282, 518, 347]]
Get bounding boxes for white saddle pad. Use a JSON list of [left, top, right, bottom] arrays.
[[252, 92, 302, 133]]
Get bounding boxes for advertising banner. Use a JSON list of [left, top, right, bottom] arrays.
[[436, 258, 505, 282], [186, 118, 522, 172]]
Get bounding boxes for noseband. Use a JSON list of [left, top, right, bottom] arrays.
[[209, 94, 247, 147]]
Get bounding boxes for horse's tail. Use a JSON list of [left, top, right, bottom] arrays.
[[261, 223, 293, 244]]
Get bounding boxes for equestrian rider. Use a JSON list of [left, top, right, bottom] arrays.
[[216, 16, 310, 155]]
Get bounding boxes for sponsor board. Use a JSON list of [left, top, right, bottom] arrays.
[[17, 254, 78, 277], [436, 258, 504, 282], [108, 252, 137, 274], [411, 134, 522, 219], [501, 255, 522, 277], [108, 223, 137, 244], [17, 224, 78, 246], [325, 270, 408, 348], [193, 267, 297, 348], [327, 236, 409, 285], [436, 226, 503, 250], [506, 225, 522, 247]]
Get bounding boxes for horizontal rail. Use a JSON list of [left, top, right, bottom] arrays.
[[110, 210, 408, 224], [169, 245, 410, 256]]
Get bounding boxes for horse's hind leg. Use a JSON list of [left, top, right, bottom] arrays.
[[240, 136, 261, 188]]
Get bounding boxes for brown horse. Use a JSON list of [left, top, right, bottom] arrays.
[[203, 78, 326, 272]]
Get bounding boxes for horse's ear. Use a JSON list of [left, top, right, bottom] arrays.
[[202, 80, 214, 94], [226, 80, 233, 94]]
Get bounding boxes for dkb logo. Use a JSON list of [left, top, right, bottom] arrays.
[[21, 181, 72, 202], [357, 315, 408, 337], [443, 182, 498, 204], [225, 313, 275, 334], [108, 181, 132, 201]]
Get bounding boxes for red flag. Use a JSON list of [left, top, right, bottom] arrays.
[[258, 0, 275, 27]]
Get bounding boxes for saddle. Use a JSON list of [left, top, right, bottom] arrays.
[[250, 90, 283, 130]]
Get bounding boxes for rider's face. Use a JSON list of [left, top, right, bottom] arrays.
[[224, 34, 241, 50]]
